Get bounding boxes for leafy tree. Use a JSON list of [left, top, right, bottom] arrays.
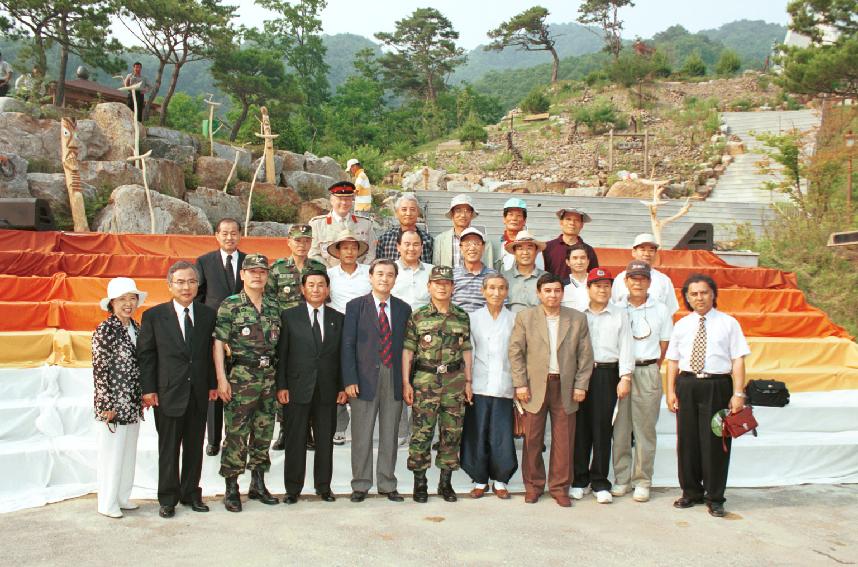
[[211, 41, 298, 141], [486, 6, 560, 83], [0, 0, 123, 105], [777, 0, 858, 99], [457, 112, 487, 149], [455, 84, 503, 127], [165, 91, 206, 133], [574, 98, 626, 133], [374, 7, 466, 102], [519, 86, 550, 114], [576, 0, 635, 60], [715, 49, 742, 75], [681, 50, 707, 76], [321, 74, 385, 147], [609, 50, 656, 87]]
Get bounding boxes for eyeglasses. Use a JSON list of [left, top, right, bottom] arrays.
[[106, 420, 117, 433], [171, 279, 198, 287], [461, 241, 483, 249], [627, 305, 652, 340]]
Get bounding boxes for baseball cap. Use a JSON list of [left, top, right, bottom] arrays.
[[625, 260, 652, 279], [587, 267, 614, 284], [287, 224, 313, 239], [445, 194, 479, 218], [346, 158, 360, 169], [503, 197, 527, 211], [556, 207, 592, 223], [633, 233, 659, 248], [459, 226, 486, 243], [429, 265, 454, 282], [242, 254, 270, 270]]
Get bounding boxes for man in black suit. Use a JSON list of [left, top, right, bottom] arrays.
[[196, 218, 247, 457], [139, 261, 218, 518], [277, 271, 347, 503], [342, 259, 411, 503]]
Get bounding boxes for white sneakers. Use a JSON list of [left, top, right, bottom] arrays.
[[594, 490, 613, 504], [570, 486, 592, 500], [119, 502, 139, 510], [610, 484, 629, 497], [633, 486, 651, 502], [333, 433, 347, 445]]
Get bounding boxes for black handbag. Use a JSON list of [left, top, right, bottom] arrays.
[[745, 379, 790, 407]]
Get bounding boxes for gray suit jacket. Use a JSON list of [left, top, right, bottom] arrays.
[[508, 305, 594, 415], [432, 226, 494, 267]]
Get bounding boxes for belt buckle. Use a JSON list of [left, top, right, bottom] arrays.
[[436, 364, 448, 374], [259, 356, 270, 369], [695, 372, 706, 379]]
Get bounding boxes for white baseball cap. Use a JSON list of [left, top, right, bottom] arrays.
[[346, 158, 360, 169], [633, 233, 659, 248], [459, 226, 486, 243], [99, 277, 147, 312]]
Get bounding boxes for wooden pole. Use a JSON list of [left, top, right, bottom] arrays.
[[608, 129, 614, 171], [126, 150, 155, 234], [204, 94, 222, 157], [243, 158, 267, 237], [118, 81, 142, 165], [258, 106, 277, 185], [644, 129, 649, 176]]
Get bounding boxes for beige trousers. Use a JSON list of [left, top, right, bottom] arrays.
[[612, 364, 662, 488]]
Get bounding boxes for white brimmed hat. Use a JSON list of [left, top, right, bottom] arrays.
[[633, 233, 659, 248], [503, 230, 547, 254], [445, 194, 479, 219], [556, 207, 592, 223], [99, 277, 147, 312]]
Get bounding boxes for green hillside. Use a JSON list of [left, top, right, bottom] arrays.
[[700, 19, 787, 69]]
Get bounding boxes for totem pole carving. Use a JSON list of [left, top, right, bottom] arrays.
[[255, 106, 278, 185], [60, 117, 90, 232]]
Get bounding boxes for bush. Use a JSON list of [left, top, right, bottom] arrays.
[[251, 192, 297, 224], [681, 51, 707, 77], [457, 112, 488, 149], [715, 49, 742, 76], [574, 99, 626, 134], [519, 86, 550, 114]]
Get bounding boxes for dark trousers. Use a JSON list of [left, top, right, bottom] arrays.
[[283, 384, 336, 495], [573, 366, 619, 492], [126, 91, 144, 122], [460, 395, 518, 485], [521, 378, 575, 498], [153, 398, 207, 507], [676, 373, 733, 504], [206, 398, 223, 448]]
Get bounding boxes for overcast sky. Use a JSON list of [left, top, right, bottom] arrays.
[[225, 0, 791, 49]]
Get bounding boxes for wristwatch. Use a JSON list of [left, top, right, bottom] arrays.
[[733, 391, 747, 398]]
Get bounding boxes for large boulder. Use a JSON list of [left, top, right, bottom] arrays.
[[234, 181, 300, 209], [186, 187, 244, 226], [247, 221, 291, 237], [79, 160, 143, 190], [283, 171, 336, 198], [145, 126, 199, 150], [195, 156, 234, 191], [211, 141, 252, 171], [277, 150, 306, 172], [27, 173, 97, 215], [0, 112, 61, 167], [252, 154, 284, 182], [93, 184, 212, 235], [402, 167, 447, 191], [605, 179, 652, 199], [0, 152, 30, 197], [75, 119, 110, 161], [303, 154, 348, 181], [145, 158, 186, 199], [90, 103, 140, 161], [141, 137, 196, 169], [298, 198, 330, 223], [0, 97, 28, 113]]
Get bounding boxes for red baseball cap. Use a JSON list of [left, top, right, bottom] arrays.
[[587, 267, 614, 284]]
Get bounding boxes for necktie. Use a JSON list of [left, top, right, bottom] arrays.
[[183, 307, 194, 351], [225, 254, 236, 292], [690, 315, 706, 374], [313, 308, 322, 350], [379, 302, 392, 368]]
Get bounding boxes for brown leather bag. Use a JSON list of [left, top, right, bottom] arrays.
[[513, 399, 526, 439], [721, 406, 758, 452]]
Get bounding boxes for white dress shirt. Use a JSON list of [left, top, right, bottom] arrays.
[[612, 268, 679, 315], [172, 300, 194, 340], [546, 314, 560, 374], [306, 303, 325, 341], [562, 276, 589, 312], [469, 306, 515, 398], [372, 293, 393, 332], [220, 249, 238, 282], [616, 295, 673, 361], [327, 263, 371, 313], [666, 308, 750, 374], [584, 303, 635, 377], [391, 260, 432, 311]]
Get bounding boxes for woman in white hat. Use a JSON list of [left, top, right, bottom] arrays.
[[91, 277, 148, 518]]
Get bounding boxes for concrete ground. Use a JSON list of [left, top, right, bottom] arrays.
[[3, 485, 857, 566]]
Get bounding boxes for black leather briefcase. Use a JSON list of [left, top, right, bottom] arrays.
[[745, 379, 790, 407]]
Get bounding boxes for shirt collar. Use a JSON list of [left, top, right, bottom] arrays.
[[397, 259, 426, 272], [173, 300, 193, 317]]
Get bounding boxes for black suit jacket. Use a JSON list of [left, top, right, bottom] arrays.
[[138, 301, 217, 417], [196, 249, 247, 309], [276, 304, 343, 405], [341, 293, 411, 402]]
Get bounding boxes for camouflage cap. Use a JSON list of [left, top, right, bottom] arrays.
[[242, 253, 269, 270], [429, 265, 454, 282], [287, 224, 313, 239]]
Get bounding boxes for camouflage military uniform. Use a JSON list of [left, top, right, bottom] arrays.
[[404, 301, 472, 472], [265, 256, 327, 313], [308, 212, 377, 268], [215, 290, 281, 478]]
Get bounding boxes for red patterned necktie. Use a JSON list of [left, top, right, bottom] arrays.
[[379, 302, 392, 367]]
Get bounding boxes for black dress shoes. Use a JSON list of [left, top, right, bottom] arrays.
[[205, 444, 219, 457], [159, 505, 175, 518], [380, 490, 405, 502], [350, 491, 367, 503], [673, 496, 704, 509], [707, 502, 726, 517], [181, 499, 210, 512], [317, 491, 336, 502], [283, 494, 299, 505]]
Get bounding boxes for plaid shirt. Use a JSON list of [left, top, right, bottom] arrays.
[[375, 225, 434, 263]]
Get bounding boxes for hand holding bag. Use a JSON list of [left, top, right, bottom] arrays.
[[720, 405, 759, 452]]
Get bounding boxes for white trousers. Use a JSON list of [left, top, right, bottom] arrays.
[[97, 421, 140, 516]]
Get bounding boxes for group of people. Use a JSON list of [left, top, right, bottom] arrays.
[[91, 181, 750, 520]]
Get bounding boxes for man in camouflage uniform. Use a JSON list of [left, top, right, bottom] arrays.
[[214, 254, 281, 512], [308, 181, 377, 268], [402, 265, 474, 503], [266, 223, 327, 450]]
